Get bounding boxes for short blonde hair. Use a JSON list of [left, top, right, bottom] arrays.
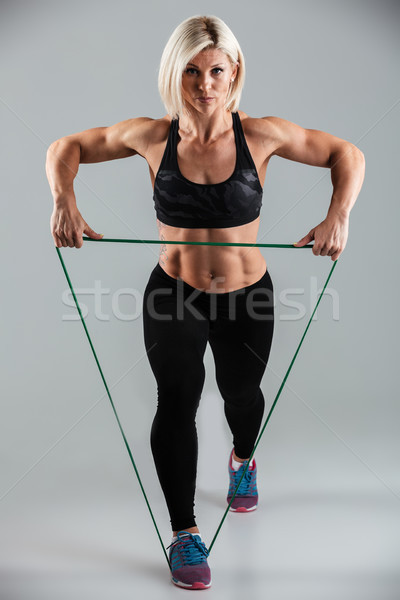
[[158, 15, 245, 119]]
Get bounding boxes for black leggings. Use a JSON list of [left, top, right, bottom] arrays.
[[142, 262, 274, 532]]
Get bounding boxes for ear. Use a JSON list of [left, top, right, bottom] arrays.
[[231, 60, 239, 80]]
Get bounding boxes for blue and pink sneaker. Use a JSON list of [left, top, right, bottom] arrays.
[[167, 531, 212, 590], [227, 448, 258, 512]]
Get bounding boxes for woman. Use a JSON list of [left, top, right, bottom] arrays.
[[46, 14, 365, 591]]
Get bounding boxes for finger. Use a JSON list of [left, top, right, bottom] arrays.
[[57, 231, 68, 247], [83, 224, 103, 239], [53, 233, 63, 248], [54, 226, 67, 247], [297, 231, 315, 246], [72, 230, 83, 249], [294, 236, 309, 247]]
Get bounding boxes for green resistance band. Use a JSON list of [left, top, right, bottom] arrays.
[[55, 237, 338, 569]]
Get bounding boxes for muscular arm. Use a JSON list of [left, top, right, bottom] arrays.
[[46, 117, 153, 247], [46, 117, 152, 198], [260, 115, 365, 261], [262, 115, 365, 218]]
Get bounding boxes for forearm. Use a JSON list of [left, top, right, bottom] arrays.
[[327, 144, 365, 220], [45, 138, 81, 203]]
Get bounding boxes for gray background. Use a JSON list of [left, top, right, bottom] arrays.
[[1, 0, 399, 598]]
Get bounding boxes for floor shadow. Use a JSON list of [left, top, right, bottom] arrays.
[[39, 541, 168, 582], [195, 487, 226, 509]]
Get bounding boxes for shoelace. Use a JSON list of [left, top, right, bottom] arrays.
[[167, 532, 209, 566], [230, 464, 257, 496]]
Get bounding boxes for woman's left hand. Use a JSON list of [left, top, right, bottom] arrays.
[[294, 213, 349, 261]]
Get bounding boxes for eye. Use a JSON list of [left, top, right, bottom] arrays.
[[184, 68, 224, 75]]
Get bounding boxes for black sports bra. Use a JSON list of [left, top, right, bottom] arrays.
[[152, 111, 263, 229]]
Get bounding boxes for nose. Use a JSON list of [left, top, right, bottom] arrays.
[[197, 73, 213, 93]]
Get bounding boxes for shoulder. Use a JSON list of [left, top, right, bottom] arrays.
[[237, 110, 288, 137], [236, 110, 294, 157], [122, 115, 173, 157]]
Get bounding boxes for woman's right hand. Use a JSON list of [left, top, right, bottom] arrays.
[[50, 192, 103, 249]]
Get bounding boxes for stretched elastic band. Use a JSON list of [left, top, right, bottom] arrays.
[[55, 237, 337, 570]]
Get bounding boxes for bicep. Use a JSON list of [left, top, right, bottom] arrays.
[[61, 117, 152, 164], [262, 116, 351, 168]]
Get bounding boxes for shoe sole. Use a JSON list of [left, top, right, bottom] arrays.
[[172, 577, 212, 589], [228, 504, 258, 512]]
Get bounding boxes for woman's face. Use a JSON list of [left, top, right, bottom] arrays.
[[181, 48, 238, 114]]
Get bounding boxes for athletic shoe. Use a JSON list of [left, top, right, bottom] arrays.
[[167, 531, 212, 589], [227, 448, 258, 512]]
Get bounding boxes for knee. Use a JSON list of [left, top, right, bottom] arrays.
[[155, 371, 205, 419], [160, 366, 204, 396], [221, 385, 263, 410]]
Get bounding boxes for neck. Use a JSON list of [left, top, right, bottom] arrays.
[[178, 108, 233, 144]]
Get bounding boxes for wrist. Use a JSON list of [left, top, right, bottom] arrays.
[[53, 191, 76, 207], [327, 206, 350, 221]]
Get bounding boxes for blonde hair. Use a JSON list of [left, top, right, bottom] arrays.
[[158, 15, 245, 119]]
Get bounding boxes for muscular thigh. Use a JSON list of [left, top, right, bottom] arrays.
[[208, 279, 274, 396], [142, 273, 210, 384]]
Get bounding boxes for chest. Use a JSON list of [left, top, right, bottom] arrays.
[[176, 133, 238, 185], [148, 121, 269, 190]]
